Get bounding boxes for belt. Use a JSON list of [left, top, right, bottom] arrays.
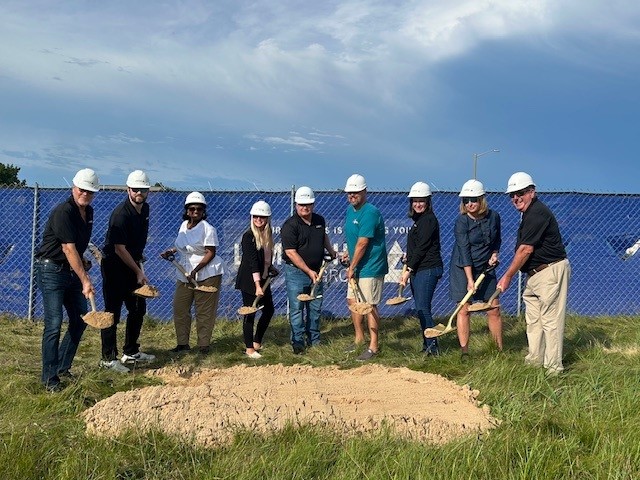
[[36, 258, 71, 270], [528, 259, 564, 277]]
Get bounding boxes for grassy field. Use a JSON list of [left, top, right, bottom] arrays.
[[1, 312, 639, 480]]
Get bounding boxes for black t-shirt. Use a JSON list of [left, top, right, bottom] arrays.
[[517, 197, 566, 272], [103, 198, 149, 262], [281, 212, 326, 271], [406, 211, 443, 272], [36, 196, 93, 263]]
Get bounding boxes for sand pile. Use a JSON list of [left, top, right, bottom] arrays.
[[82, 364, 499, 447]]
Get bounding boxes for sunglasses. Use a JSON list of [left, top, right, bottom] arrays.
[[252, 215, 268, 220], [509, 188, 530, 199], [188, 206, 204, 212], [130, 187, 150, 194], [78, 188, 95, 195], [462, 197, 480, 204]]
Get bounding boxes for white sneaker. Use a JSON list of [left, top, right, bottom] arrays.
[[121, 351, 156, 364], [100, 360, 130, 373], [245, 351, 262, 359]]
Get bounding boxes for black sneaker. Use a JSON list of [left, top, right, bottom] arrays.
[[169, 344, 191, 353], [292, 344, 305, 355], [198, 346, 210, 354], [356, 349, 378, 361], [45, 383, 63, 393]]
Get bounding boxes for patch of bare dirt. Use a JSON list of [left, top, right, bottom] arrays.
[[82, 364, 499, 447]]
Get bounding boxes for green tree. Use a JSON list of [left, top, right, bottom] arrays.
[[0, 163, 26, 186]]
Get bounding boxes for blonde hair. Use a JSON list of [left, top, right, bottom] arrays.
[[250, 217, 273, 252], [459, 196, 489, 216]]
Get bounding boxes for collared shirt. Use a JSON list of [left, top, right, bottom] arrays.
[[281, 212, 326, 271], [517, 197, 566, 272], [36, 196, 93, 263], [103, 198, 149, 262]]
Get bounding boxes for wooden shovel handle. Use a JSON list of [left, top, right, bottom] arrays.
[[309, 260, 330, 297], [252, 277, 272, 308], [397, 264, 408, 296]]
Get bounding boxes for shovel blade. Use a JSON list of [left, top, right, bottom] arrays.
[[423, 323, 455, 338], [468, 302, 499, 313]]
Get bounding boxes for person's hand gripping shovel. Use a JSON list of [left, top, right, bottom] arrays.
[[238, 267, 279, 315], [386, 264, 412, 306], [424, 262, 499, 338], [161, 252, 217, 293], [297, 255, 332, 302]]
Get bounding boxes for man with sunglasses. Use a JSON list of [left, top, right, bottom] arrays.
[[99, 170, 153, 372], [35, 168, 99, 391], [497, 172, 571, 375]]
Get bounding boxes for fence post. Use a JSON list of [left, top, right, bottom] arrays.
[[28, 184, 39, 322]]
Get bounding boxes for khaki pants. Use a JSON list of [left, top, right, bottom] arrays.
[[173, 275, 222, 348], [523, 259, 571, 372]]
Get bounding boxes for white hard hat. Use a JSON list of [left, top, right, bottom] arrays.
[[185, 191, 207, 206], [506, 172, 536, 193], [126, 170, 150, 189], [344, 174, 367, 192], [407, 181, 432, 198], [250, 200, 272, 216], [72, 168, 100, 192], [295, 186, 315, 204], [459, 179, 485, 197]]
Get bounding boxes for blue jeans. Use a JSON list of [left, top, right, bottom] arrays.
[[35, 260, 88, 387], [410, 266, 443, 353], [284, 263, 323, 348]]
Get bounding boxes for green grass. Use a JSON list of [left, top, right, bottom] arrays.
[[1, 313, 639, 479]]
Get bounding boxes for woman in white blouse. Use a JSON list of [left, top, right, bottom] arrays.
[[161, 191, 224, 354]]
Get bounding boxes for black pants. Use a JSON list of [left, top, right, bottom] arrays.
[[101, 257, 146, 359], [241, 285, 274, 348]]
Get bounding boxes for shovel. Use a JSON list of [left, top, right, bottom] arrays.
[[238, 276, 273, 315], [133, 261, 160, 298], [386, 264, 412, 306], [348, 278, 373, 315], [163, 253, 217, 293], [297, 256, 332, 302], [82, 292, 114, 329], [424, 262, 498, 338], [468, 287, 502, 313]]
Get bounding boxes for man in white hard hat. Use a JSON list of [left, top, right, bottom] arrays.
[[34, 168, 99, 391], [343, 174, 389, 361], [281, 186, 337, 354], [99, 170, 153, 372], [497, 172, 571, 374]]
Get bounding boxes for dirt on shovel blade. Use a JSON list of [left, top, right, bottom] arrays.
[[386, 296, 409, 306], [349, 303, 373, 315], [191, 285, 217, 293], [83, 311, 114, 329], [297, 293, 315, 301], [134, 285, 160, 298], [238, 306, 258, 315]]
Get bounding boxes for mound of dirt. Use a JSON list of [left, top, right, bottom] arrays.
[[82, 364, 499, 447]]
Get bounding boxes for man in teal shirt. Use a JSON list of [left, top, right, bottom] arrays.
[[342, 174, 388, 361]]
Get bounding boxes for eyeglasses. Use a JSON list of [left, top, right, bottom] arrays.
[[188, 206, 204, 212], [462, 197, 479, 204], [130, 187, 150, 194], [509, 188, 531, 199]]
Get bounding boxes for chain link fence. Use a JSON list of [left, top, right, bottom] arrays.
[[1, 186, 638, 322]]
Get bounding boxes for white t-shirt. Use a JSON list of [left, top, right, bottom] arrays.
[[174, 220, 225, 282]]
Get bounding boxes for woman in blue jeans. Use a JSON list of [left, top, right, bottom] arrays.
[[400, 181, 443, 355]]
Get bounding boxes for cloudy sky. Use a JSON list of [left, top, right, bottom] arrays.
[[1, 1, 639, 193]]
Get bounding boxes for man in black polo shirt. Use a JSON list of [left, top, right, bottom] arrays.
[[35, 168, 99, 391], [282, 186, 337, 354], [99, 170, 153, 372], [497, 172, 571, 374]]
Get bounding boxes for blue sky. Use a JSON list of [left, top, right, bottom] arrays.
[[1, 1, 639, 193]]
